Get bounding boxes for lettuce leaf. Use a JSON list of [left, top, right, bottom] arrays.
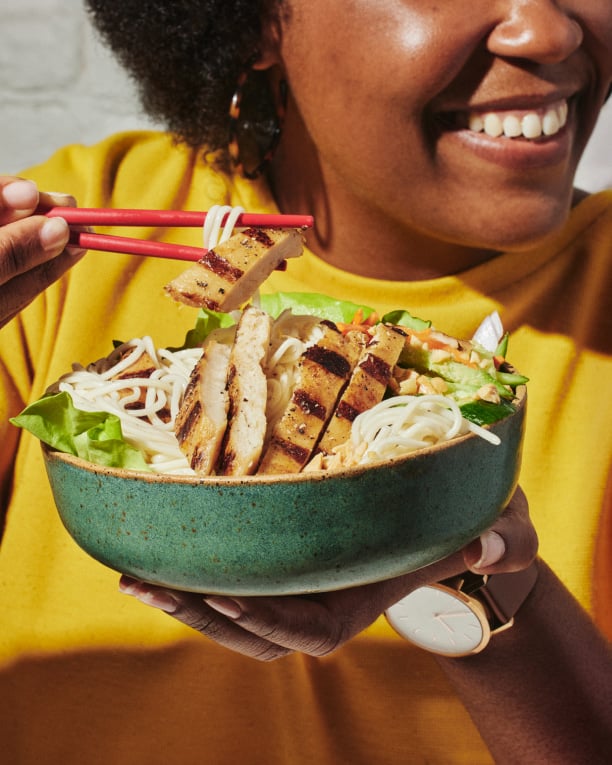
[[170, 308, 237, 351], [380, 309, 430, 332], [172, 292, 382, 350], [259, 291, 376, 323], [10, 391, 150, 471], [172, 292, 434, 351]]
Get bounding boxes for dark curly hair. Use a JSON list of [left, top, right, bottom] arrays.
[[84, 0, 282, 154]]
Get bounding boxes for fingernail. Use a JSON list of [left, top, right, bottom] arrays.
[[204, 596, 242, 619], [40, 217, 70, 252], [119, 580, 178, 613], [473, 530, 506, 569], [45, 192, 75, 201], [2, 179, 38, 209]]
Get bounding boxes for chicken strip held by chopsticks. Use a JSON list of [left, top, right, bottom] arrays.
[[165, 227, 304, 312]]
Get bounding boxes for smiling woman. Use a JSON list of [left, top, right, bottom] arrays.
[[0, 1, 611, 764]]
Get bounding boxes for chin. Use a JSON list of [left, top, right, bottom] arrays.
[[453, 184, 576, 253]]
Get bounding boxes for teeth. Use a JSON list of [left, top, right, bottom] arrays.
[[522, 113, 542, 139], [483, 113, 503, 137], [468, 101, 568, 140], [502, 115, 522, 138], [542, 110, 560, 136]]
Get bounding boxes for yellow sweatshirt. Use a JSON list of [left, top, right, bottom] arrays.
[[0, 132, 610, 765]]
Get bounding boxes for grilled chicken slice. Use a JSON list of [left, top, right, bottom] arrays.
[[174, 341, 232, 475], [317, 323, 406, 455], [257, 323, 365, 474], [165, 227, 304, 312], [217, 306, 273, 475]]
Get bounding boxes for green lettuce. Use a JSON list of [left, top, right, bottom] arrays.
[[10, 391, 150, 471], [260, 291, 375, 324], [173, 292, 430, 350], [169, 308, 237, 351]]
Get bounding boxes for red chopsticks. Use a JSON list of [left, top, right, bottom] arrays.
[[66, 231, 212, 262], [46, 207, 314, 229], [44, 206, 314, 262]]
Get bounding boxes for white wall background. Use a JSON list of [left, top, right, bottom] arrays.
[[0, 0, 156, 175], [0, 0, 610, 190]]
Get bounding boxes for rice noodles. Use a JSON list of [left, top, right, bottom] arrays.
[[350, 394, 500, 465], [264, 310, 323, 434], [57, 338, 202, 475], [202, 204, 245, 249]]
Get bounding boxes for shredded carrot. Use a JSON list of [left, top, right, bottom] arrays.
[[337, 310, 380, 335]]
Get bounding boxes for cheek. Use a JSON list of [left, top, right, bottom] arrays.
[[280, 4, 452, 112], [280, 18, 438, 172]]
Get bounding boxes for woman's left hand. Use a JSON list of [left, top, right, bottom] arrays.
[[120, 486, 537, 661]]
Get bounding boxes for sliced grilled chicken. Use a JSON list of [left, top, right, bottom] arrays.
[[257, 323, 365, 474], [217, 306, 273, 475], [174, 340, 232, 475], [165, 227, 304, 312], [317, 323, 406, 455]]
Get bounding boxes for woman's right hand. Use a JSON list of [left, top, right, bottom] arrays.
[[0, 176, 86, 329]]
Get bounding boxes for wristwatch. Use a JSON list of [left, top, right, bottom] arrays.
[[385, 561, 538, 657]]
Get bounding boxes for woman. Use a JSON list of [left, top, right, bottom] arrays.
[[0, 1, 610, 763]]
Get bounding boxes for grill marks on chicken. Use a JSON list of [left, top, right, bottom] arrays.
[[174, 341, 231, 474], [173, 314, 412, 476], [217, 307, 273, 475], [316, 324, 406, 455], [257, 324, 365, 474], [164, 227, 304, 312]]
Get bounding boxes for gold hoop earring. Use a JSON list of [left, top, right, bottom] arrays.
[[228, 60, 287, 180]]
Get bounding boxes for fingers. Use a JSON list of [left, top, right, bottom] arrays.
[[119, 576, 293, 661], [203, 593, 346, 657], [0, 178, 85, 327], [0, 176, 77, 224], [0, 215, 68, 280], [462, 486, 539, 575], [0, 178, 40, 224], [119, 574, 395, 661]]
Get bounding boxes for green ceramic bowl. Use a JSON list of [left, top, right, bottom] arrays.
[[42, 389, 525, 595]]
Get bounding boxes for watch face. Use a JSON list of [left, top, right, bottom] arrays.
[[386, 585, 490, 656]]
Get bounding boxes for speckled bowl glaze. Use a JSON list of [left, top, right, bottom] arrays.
[[42, 389, 525, 595]]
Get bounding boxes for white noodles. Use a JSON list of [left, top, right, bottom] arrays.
[[203, 204, 245, 249], [263, 310, 323, 433], [58, 338, 202, 475], [350, 394, 500, 465]]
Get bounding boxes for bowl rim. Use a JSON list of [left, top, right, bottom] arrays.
[[41, 386, 526, 486]]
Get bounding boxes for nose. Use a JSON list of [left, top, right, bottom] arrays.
[[487, 1, 583, 64]]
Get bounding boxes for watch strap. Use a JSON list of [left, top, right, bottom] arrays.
[[478, 560, 538, 627]]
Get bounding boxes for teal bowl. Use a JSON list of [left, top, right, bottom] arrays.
[[42, 390, 525, 595]]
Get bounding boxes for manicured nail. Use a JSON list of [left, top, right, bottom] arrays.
[[204, 596, 242, 619], [45, 192, 75, 201], [137, 589, 179, 613], [40, 217, 70, 252], [2, 179, 38, 209], [474, 530, 506, 569], [119, 579, 178, 613]]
